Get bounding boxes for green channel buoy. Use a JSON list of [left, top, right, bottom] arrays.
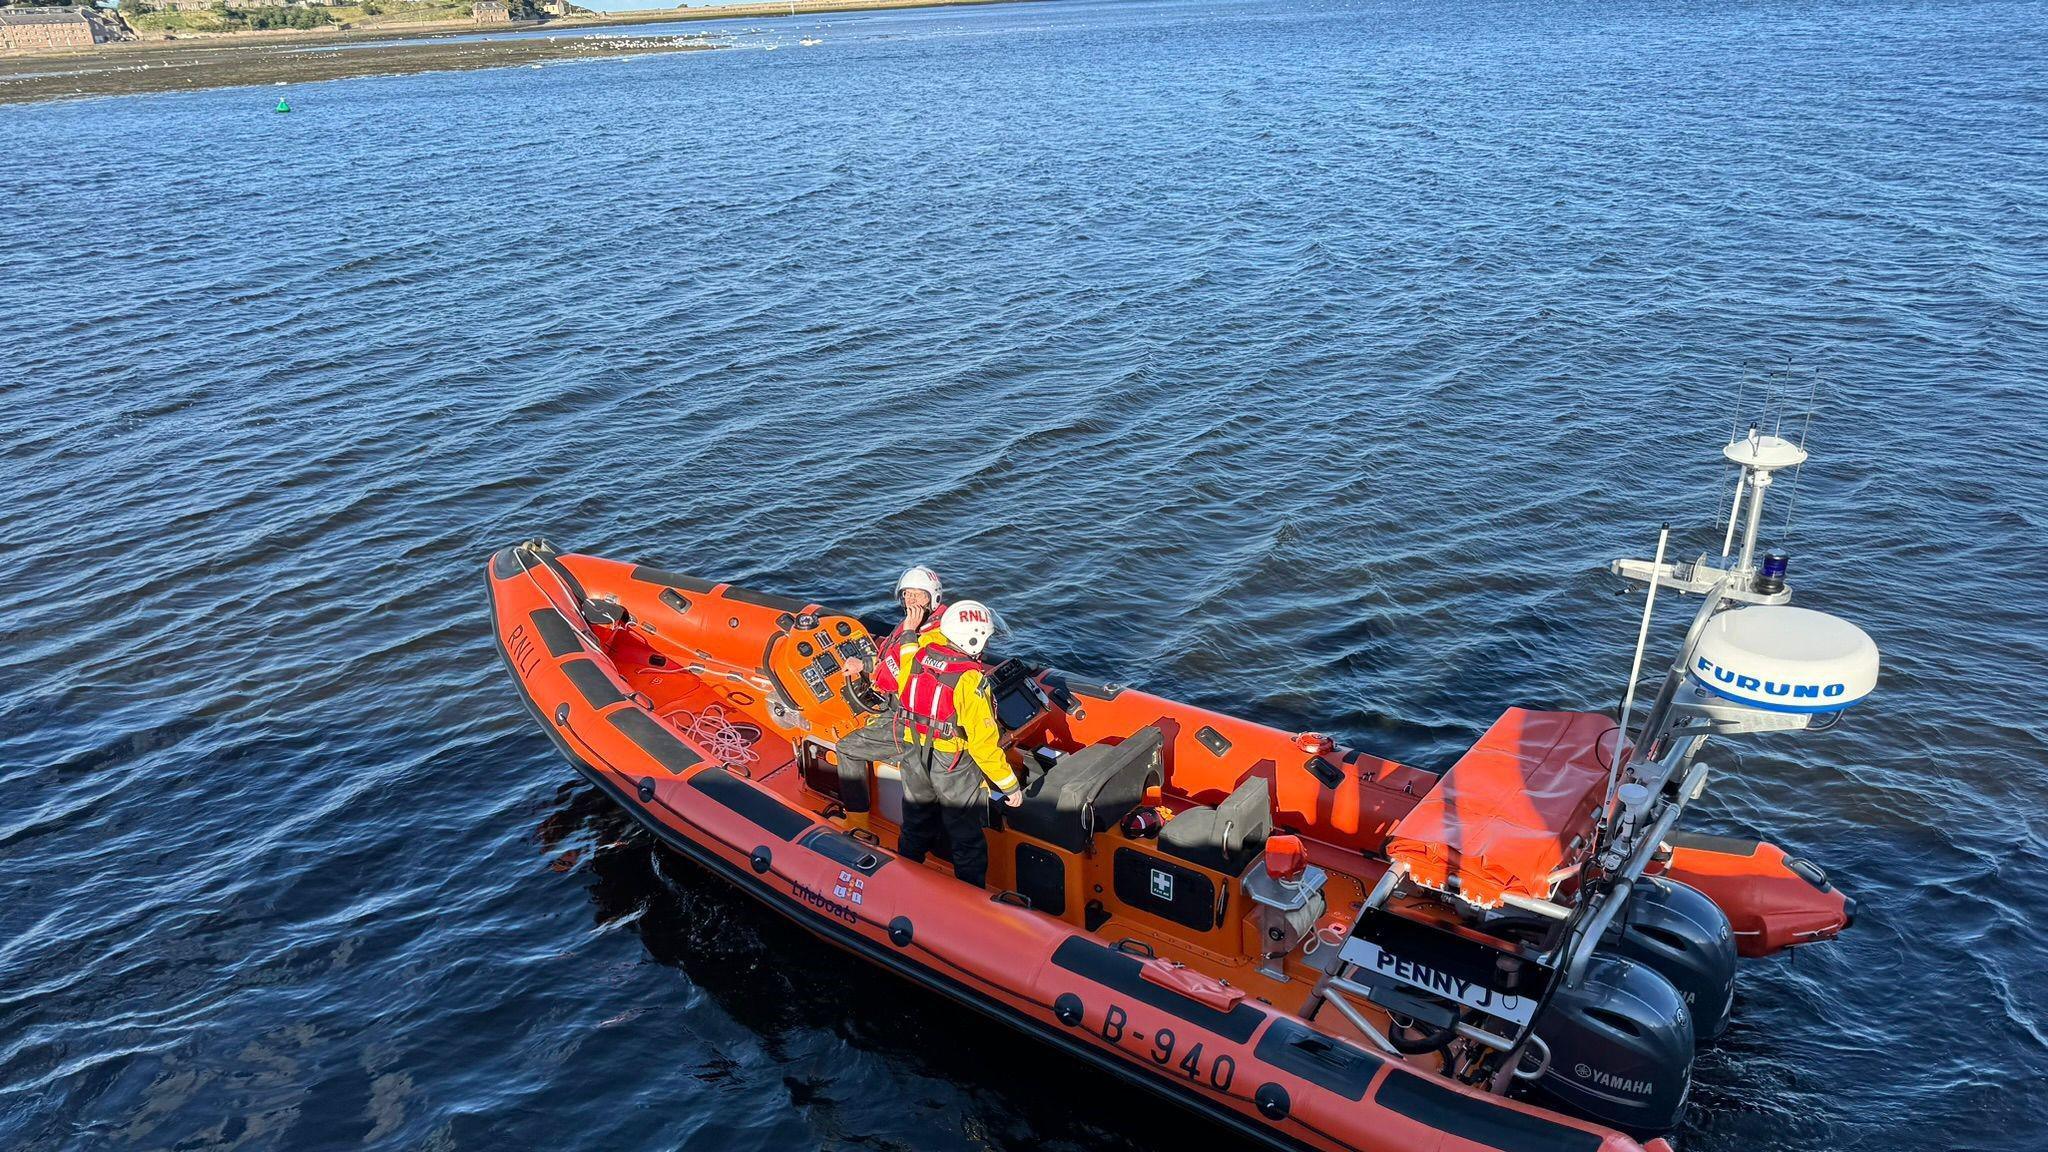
[[276, 99, 291, 113]]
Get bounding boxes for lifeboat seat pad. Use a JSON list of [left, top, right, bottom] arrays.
[[1158, 774, 1273, 874], [1007, 726, 1166, 853]]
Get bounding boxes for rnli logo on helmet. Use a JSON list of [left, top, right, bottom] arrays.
[[1149, 868, 1174, 901], [1695, 655, 1847, 702], [957, 608, 990, 624]]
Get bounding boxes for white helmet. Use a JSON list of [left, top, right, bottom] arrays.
[[938, 600, 997, 656], [894, 565, 943, 604]]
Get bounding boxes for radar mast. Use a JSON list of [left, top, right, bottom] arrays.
[[1612, 424, 1806, 604]]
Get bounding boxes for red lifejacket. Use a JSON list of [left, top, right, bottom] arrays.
[[883, 619, 941, 658], [874, 612, 942, 697], [897, 640, 986, 742]]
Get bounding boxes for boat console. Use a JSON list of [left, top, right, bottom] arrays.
[[742, 606, 888, 733], [987, 657, 1055, 733]]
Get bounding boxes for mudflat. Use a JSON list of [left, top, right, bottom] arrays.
[[0, 33, 714, 105]]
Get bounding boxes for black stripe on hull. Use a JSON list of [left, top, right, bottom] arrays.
[[562, 658, 628, 710], [720, 584, 812, 613], [1255, 1018, 1382, 1101], [1376, 1072, 1603, 1152], [605, 708, 705, 776], [630, 565, 719, 594], [1665, 830, 1762, 858], [1049, 937, 1263, 1043], [528, 609, 585, 658], [688, 766, 812, 840], [538, 552, 588, 606]]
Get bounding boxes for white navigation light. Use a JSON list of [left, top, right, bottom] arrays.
[[1688, 606, 1879, 713]]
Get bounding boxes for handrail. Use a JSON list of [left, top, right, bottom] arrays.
[[1313, 984, 1400, 1056], [1562, 760, 1707, 985]]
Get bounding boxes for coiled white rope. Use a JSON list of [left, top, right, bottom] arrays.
[[670, 703, 760, 767]]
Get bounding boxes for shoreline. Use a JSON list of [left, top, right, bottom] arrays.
[[0, 33, 715, 105], [536, 0, 1025, 33], [0, 0, 1030, 106]]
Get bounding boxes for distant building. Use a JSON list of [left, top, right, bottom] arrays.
[[542, 0, 566, 14], [471, 0, 508, 22], [0, 7, 107, 51], [161, 0, 216, 12]]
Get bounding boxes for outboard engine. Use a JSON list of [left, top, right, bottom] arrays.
[[1600, 876, 1737, 1043], [1528, 954, 1695, 1136]]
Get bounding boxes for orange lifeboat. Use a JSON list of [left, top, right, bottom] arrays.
[[487, 540, 1852, 1151]]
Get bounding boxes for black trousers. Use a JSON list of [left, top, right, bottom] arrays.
[[841, 720, 992, 888], [832, 714, 908, 813], [895, 742, 989, 888], [899, 792, 989, 888]]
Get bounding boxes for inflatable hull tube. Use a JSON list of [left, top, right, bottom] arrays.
[[1649, 833, 1854, 958]]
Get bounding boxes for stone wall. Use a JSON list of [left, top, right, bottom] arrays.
[[0, 8, 104, 52]]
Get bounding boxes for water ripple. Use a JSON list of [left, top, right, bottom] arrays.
[[3, 0, 2046, 1149]]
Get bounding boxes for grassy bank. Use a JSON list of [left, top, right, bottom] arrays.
[[123, 1, 477, 36]]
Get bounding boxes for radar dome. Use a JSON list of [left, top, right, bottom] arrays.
[[1688, 605, 1878, 713]]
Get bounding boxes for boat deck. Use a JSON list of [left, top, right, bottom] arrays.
[[605, 627, 1396, 1032]]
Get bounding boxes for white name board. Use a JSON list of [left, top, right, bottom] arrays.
[[1339, 937, 1536, 1027]]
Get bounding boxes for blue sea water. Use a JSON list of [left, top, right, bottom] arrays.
[[3, 1, 2046, 1149]]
